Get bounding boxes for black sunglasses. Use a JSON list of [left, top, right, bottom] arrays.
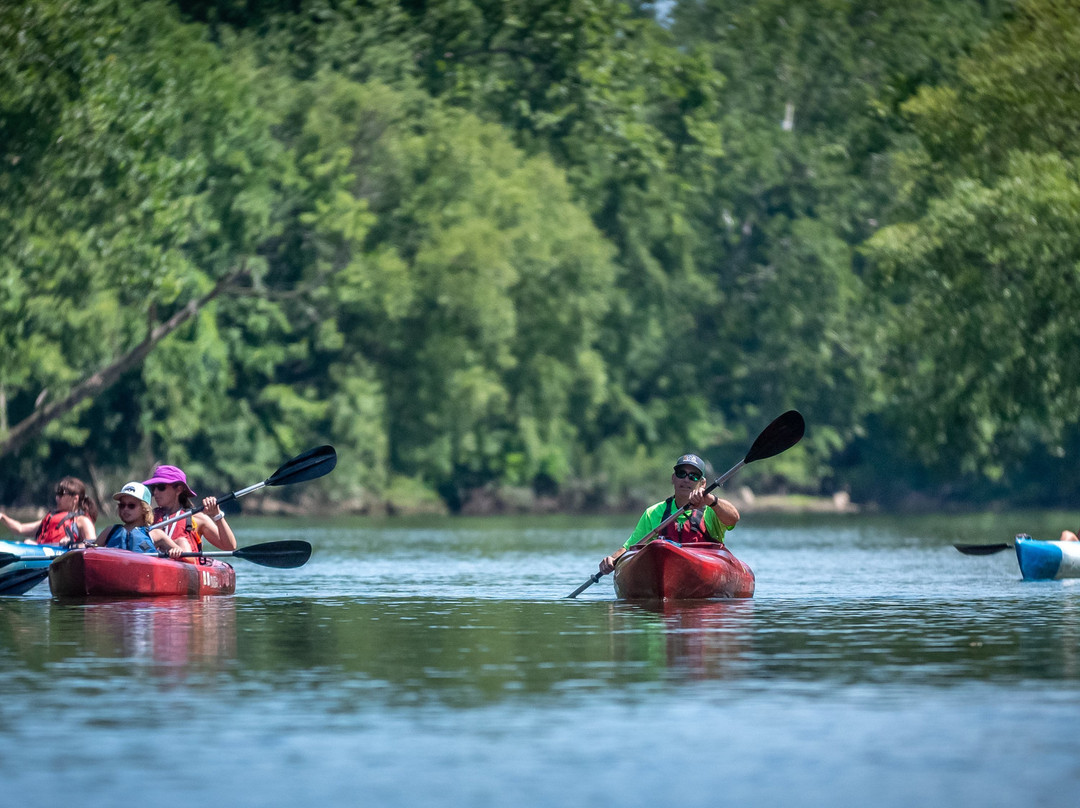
[[55, 488, 76, 497], [150, 483, 171, 492], [673, 469, 703, 482]]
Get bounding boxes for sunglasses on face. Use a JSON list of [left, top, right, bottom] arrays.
[[55, 488, 75, 497], [150, 484, 171, 492], [674, 469, 703, 482], [117, 501, 143, 510]]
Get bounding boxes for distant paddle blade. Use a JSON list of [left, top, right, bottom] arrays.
[[0, 552, 21, 569], [234, 540, 312, 568], [954, 543, 1013, 556], [266, 445, 338, 487], [744, 410, 806, 465], [0, 568, 50, 595]]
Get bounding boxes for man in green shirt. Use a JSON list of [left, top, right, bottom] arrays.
[[598, 453, 740, 574]]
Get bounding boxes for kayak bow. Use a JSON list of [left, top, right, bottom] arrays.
[[613, 540, 755, 600]]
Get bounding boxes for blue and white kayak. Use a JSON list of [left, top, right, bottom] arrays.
[[1015, 536, 1080, 581], [0, 540, 66, 595]]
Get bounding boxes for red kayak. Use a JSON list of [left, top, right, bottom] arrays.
[[48, 547, 236, 597], [613, 540, 755, 600]]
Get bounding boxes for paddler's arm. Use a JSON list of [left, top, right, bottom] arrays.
[[599, 547, 627, 575], [74, 514, 97, 546], [688, 488, 740, 529], [0, 512, 42, 538], [598, 508, 657, 574], [195, 497, 237, 551], [151, 529, 184, 559]]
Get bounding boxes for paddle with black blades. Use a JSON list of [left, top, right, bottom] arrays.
[[0, 548, 66, 595], [159, 540, 312, 569], [0, 570, 50, 596], [152, 444, 337, 530], [954, 543, 1014, 555], [566, 410, 806, 598]]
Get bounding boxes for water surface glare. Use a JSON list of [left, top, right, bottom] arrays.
[[2, 512, 1079, 807]]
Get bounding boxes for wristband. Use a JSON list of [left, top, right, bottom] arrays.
[[212, 512, 225, 522]]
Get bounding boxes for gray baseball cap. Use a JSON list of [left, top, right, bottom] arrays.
[[673, 453, 706, 474]]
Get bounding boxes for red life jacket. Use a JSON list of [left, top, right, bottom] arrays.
[[35, 510, 82, 545], [153, 508, 201, 553], [656, 497, 717, 544]]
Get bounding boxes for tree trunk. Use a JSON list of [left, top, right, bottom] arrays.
[[0, 269, 241, 459]]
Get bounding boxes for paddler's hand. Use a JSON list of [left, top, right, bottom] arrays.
[[687, 487, 718, 509], [598, 547, 627, 575], [166, 546, 184, 559], [203, 496, 223, 519]]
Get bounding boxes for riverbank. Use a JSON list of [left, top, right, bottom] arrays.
[[0, 485, 859, 524]]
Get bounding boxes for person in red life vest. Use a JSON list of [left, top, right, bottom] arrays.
[[101, 482, 183, 556], [598, 453, 740, 574], [143, 464, 237, 556], [0, 476, 98, 547]]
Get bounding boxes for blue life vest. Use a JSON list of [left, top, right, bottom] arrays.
[[104, 525, 158, 554]]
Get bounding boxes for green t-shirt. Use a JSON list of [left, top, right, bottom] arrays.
[[622, 498, 732, 550]]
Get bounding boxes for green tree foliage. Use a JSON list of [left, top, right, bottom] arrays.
[[8, 0, 1075, 513], [661, 0, 1004, 488], [865, 0, 1080, 482], [0, 0, 281, 496], [409, 1, 736, 459], [266, 73, 617, 503]]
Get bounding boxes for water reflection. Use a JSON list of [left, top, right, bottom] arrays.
[[80, 598, 237, 677], [3, 514, 1080, 808], [6, 591, 1080, 699], [0, 598, 237, 681], [611, 600, 754, 681]]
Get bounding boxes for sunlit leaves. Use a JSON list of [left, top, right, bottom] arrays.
[[863, 0, 1080, 479]]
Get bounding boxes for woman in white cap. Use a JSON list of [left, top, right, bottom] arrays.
[[143, 464, 237, 555], [100, 482, 184, 556], [598, 453, 740, 574]]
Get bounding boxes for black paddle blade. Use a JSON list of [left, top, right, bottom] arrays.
[[744, 410, 805, 465], [0, 568, 50, 596], [954, 543, 1013, 556], [0, 552, 22, 569], [234, 540, 312, 568], [267, 445, 337, 487]]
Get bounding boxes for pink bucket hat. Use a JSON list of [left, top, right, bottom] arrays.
[[143, 465, 197, 499]]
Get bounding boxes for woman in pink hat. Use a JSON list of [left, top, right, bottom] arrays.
[[143, 465, 237, 556]]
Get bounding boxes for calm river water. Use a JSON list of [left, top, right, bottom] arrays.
[[3, 510, 1080, 807]]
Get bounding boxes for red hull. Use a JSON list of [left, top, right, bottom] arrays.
[[48, 547, 235, 597], [613, 541, 755, 600]]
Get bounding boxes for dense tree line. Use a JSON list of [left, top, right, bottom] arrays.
[[3, 0, 1078, 513]]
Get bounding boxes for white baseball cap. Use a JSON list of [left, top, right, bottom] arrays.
[[112, 481, 152, 505]]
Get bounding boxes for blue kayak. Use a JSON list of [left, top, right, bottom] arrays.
[[1015, 536, 1080, 581], [0, 540, 66, 595]]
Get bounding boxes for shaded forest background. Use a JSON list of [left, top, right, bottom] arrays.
[[3, 0, 1080, 516]]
